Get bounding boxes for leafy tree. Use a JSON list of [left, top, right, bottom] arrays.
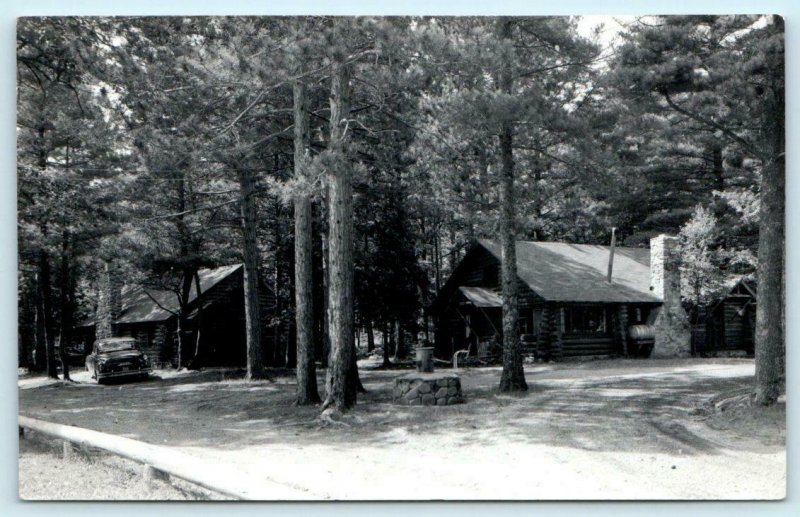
[[677, 205, 726, 306]]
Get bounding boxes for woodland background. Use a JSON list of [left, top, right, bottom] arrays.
[[16, 16, 784, 409]]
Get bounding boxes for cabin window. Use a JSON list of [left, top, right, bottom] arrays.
[[563, 306, 608, 335], [518, 310, 540, 335], [518, 312, 533, 335]]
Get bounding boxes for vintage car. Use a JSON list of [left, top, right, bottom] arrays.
[[85, 337, 152, 383]]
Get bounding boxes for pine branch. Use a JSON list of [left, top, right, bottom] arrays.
[[142, 199, 240, 222], [141, 289, 180, 317], [660, 90, 758, 158]]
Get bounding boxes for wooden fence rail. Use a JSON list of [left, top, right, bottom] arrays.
[[18, 415, 301, 500]]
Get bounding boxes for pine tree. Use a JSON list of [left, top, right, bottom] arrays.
[[613, 15, 784, 405]]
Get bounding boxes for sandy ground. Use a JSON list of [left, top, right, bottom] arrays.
[[18, 430, 227, 500], [18, 358, 785, 500]]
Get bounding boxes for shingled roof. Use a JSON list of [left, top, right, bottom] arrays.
[[81, 264, 243, 326], [478, 239, 661, 304]]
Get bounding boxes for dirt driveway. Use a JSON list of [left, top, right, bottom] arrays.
[[18, 358, 785, 500]]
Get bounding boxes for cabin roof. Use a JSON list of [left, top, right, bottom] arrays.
[[723, 277, 757, 298], [477, 239, 661, 303], [459, 286, 503, 308], [81, 264, 243, 326]]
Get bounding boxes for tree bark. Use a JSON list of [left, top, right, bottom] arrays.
[[366, 320, 375, 352], [33, 271, 47, 372], [58, 231, 73, 381], [287, 231, 297, 369], [322, 59, 357, 412], [39, 250, 58, 379], [497, 17, 528, 393], [320, 195, 331, 370], [754, 56, 785, 405], [394, 320, 408, 360], [350, 347, 366, 394], [175, 270, 195, 369], [382, 323, 391, 367], [433, 227, 442, 294], [238, 166, 266, 380], [188, 271, 204, 369], [273, 200, 288, 367], [294, 80, 321, 405], [312, 202, 326, 364]]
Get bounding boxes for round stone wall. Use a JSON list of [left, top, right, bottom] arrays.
[[394, 373, 464, 406]]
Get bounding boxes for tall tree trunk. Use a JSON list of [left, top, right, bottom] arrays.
[[294, 80, 321, 405], [433, 226, 442, 294], [33, 272, 47, 372], [19, 281, 34, 369], [320, 194, 331, 369], [394, 320, 408, 360], [175, 271, 194, 369], [189, 271, 204, 369], [273, 200, 288, 367], [39, 250, 58, 379], [238, 166, 266, 380], [448, 225, 458, 272], [497, 17, 528, 393], [287, 241, 297, 370], [754, 55, 785, 405], [58, 231, 73, 381], [312, 202, 326, 364], [350, 347, 366, 394], [382, 323, 391, 367], [366, 320, 375, 352], [322, 59, 357, 412]]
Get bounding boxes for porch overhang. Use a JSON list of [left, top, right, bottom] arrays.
[[458, 286, 502, 308]]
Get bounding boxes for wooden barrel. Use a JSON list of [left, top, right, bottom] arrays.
[[628, 324, 656, 340]]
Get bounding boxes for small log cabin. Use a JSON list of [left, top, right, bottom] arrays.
[[74, 264, 276, 368], [430, 238, 681, 362], [691, 279, 756, 355]]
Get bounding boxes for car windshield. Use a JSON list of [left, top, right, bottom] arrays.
[[97, 341, 137, 353]]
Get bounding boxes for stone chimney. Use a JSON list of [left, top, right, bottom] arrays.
[[95, 262, 122, 340], [649, 235, 690, 357]]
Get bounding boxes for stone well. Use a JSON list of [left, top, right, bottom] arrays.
[[393, 372, 464, 406]]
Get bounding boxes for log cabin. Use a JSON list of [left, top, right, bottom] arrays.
[[690, 279, 756, 356], [73, 264, 276, 368], [430, 235, 691, 362]]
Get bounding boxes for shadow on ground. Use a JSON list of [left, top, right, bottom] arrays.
[[18, 358, 783, 457]]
